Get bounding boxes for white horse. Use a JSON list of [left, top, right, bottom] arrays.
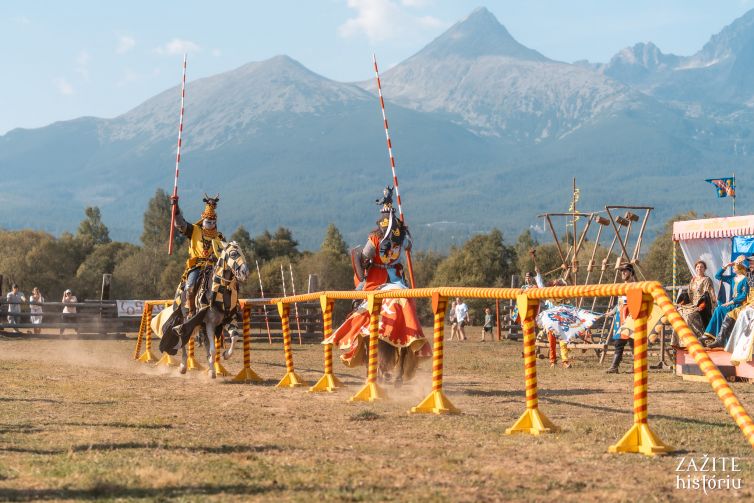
[[158, 241, 250, 378]]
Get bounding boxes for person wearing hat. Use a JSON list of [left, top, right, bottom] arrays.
[[171, 194, 225, 318], [606, 262, 638, 373], [702, 259, 749, 344]]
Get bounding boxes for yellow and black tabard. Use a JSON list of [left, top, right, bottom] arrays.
[[183, 223, 224, 272]]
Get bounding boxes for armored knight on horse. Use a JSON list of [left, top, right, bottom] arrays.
[[155, 194, 250, 377], [324, 187, 430, 385]]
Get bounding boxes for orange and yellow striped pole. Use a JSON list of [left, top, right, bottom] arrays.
[[276, 302, 306, 387], [137, 303, 157, 363], [133, 304, 148, 359], [411, 293, 459, 414], [309, 296, 343, 392], [506, 294, 558, 435], [233, 305, 262, 382], [649, 284, 754, 449], [610, 290, 672, 455], [350, 295, 387, 402], [186, 332, 204, 371], [212, 333, 231, 377]]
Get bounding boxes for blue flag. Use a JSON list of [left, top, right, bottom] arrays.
[[705, 177, 736, 198]]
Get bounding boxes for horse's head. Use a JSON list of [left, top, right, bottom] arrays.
[[217, 241, 249, 283]]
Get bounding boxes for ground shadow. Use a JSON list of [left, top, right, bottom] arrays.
[[540, 396, 735, 427], [0, 483, 288, 501], [0, 442, 281, 456], [0, 397, 61, 404], [461, 388, 606, 398]]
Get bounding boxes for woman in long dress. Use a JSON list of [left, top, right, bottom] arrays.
[[703, 262, 749, 340], [676, 260, 716, 339]]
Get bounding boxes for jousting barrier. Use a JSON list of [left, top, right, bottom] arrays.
[[132, 281, 754, 456]]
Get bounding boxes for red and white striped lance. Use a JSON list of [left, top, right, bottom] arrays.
[[255, 259, 273, 344], [372, 53, 404, 220], [168, 53, 188, 255], [289, 263, 303, 345], [372, 53, 416, 288]]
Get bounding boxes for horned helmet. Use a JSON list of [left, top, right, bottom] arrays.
[[200, 194, 220, 232]]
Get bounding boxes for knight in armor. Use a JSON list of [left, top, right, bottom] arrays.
[[352, 186, 412, 290], [171, 194, 225, 318], [324, 186, 430, 384]]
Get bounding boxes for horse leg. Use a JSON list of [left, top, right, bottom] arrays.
[[223, 327, 240, 360], [180, 344, 188, 374], [206, 322, 216, 379], [393, 348, 407, 388]]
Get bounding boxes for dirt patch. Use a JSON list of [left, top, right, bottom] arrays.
[[0, 334, 752, 501]]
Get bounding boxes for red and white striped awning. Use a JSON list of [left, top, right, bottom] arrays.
[[673, 215, 754, 241]]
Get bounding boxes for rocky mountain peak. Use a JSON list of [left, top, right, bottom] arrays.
[[411, 6, 549, 62]]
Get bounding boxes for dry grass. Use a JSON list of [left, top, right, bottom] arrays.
[[0, 331, 753, 502]]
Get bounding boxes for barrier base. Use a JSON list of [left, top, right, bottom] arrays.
[[186, 356, 204, 371], [233, 367, 263, 383], [349, 382, 387, 402], [156, 353, 179, 367], [609, 423, 673, 456], [213, 361, 231, 377], [410, 390, 460, 415], [276, 371, 307, 388], [505, 408, 559, 435], [308, 373, 343, 393], [137, 350, 157, 363]]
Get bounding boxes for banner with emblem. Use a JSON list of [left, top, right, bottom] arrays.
[[536, 304, 601, 341]]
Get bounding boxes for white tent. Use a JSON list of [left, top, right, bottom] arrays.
[[672, 215, 754, 298]]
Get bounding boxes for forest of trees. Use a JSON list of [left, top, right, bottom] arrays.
[[0, 188, 693, 324]]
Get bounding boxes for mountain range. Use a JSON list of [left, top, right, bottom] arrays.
[[2, 6, 753, 250]]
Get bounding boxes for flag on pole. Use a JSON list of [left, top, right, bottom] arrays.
[[705, 177, 736, 198]]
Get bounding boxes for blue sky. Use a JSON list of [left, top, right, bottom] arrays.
[[1, 0, 753, 134]]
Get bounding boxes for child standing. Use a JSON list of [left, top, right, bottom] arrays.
[[481, 307, 494, 342]]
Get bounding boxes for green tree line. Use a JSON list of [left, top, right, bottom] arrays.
[[0, 190, 693, 324]]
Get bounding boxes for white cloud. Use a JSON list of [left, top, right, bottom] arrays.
[[54, 77, 74, 95], [339, 0, 402, 41], [116, 35, 136, 54], [339, 0, 445, 42], [154, 38, 200, 55]]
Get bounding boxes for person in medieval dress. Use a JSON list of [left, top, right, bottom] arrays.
[[707, 256, 754, 349], [675, 260, 716, 342], [323, 186, 430, 385], [702, 261, 749, 342]]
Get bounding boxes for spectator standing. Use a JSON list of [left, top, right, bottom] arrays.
[[448, 300, 459, 340], [60, 289, 78, 335], [455, 297, 469, 341], [29, 287, 44, 334], [5, 284, 26, 332], [481, 307, 494, 342], [606, 263, 638, 373]]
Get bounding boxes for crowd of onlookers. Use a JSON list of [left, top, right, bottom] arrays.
[[2, 285, 77, 334]]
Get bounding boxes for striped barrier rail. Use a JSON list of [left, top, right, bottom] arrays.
[[132, 281, 754, 454]]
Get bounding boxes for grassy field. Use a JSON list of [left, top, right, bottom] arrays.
[[0, 331, 753, 502]]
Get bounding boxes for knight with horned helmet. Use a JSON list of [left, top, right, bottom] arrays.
[[171, 194, 225, 317]]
